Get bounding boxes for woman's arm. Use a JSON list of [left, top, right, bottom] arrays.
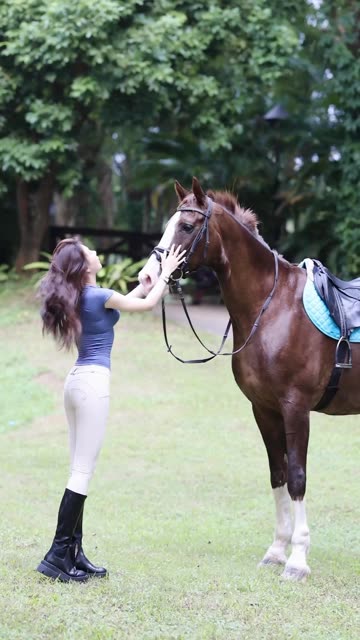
[[105, 245, 184, 312], [125, 283, 146, 299]]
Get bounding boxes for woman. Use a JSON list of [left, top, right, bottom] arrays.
[[36, 238, 185, 582]]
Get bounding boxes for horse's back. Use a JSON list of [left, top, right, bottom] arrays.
[[231, 263, 360, 417]]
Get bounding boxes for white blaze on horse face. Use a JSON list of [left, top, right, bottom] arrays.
[[138, 211, 181, 292]]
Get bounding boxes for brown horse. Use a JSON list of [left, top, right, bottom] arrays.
[[138, 177, 360, 581]]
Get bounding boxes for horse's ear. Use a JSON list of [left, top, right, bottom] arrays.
[[207, 190, 215, 201], [174, 180, 189, 202], [192, 176, 206, 205]]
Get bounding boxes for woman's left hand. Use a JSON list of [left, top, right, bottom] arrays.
[[161, 245, 186, 279]]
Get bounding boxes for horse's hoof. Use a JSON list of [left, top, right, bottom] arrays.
[[258, 554, 287, 568], [281, 564, 311, 582]]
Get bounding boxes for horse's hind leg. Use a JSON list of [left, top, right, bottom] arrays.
[[252, 406, 292, 567], [281, 407, 311, 581]]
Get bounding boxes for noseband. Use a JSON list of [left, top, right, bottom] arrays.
[[149, 197, 279, 364]]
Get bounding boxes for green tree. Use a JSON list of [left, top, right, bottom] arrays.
[[0, 0, 124, 269], [0, 0, 300, 269], [269, 0, 360, 275], [318, 0, 360, 275]]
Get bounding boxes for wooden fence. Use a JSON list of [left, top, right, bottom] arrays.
[[47, 225, 221, 302], [48, 225, 160, 262]]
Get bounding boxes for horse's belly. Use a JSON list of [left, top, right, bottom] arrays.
[[322, 345, 360, 415]]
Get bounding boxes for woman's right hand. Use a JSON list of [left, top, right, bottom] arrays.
[[161, 244, 186, 279]]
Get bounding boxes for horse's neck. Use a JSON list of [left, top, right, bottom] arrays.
[[214, 219, 276, 330]]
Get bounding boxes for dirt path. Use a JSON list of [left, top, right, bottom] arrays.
[[153, 301, 232, 337]]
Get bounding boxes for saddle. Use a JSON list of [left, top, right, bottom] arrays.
[[312, 259, 360, 370]]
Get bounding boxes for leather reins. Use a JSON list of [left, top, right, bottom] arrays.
[[150, 197, 279, 364]]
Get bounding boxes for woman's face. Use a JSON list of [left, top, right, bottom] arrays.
[[81, 245, 102, 274]]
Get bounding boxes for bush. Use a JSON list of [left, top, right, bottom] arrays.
[[0, 264, 19, 283], [22, 253, 146, 293], [97, 257, 146, 293]]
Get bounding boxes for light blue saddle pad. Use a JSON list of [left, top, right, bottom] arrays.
[[303, 278, 360, 342]]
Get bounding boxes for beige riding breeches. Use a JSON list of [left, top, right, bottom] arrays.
[[64, 365, 110, 496]]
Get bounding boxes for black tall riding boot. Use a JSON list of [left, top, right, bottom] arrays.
[[73, 499, 107, 578], [37, 489, 89, 582]]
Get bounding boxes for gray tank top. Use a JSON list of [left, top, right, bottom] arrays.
[[75, 286, 120, 369]]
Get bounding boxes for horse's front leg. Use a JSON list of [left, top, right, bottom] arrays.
[[282, 406, 311, 581], [263, 485, 293, 566], [253, 406, 293, 567]]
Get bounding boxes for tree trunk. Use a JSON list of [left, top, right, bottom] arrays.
[[96, 159, 115, 250], [15, 174, 55, 272], [97, 159, 114, 229], [53, 191, 78, 226]]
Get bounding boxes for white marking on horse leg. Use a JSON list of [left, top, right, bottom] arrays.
[[259, 485, 292, 567], [282, 498, 311, 581]]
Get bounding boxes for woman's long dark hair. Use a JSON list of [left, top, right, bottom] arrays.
[[39, 238, 89, 350]]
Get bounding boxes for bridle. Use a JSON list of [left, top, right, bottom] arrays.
[[150, 197, 279, 364], [150, 197, 213, 278]]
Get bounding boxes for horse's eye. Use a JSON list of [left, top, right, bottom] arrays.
[[182, 223, 195, 234]]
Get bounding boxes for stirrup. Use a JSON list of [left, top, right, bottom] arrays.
[[335, 337, 352, 369]]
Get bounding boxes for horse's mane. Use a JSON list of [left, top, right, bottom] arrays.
[[207, 190, 260, 237]]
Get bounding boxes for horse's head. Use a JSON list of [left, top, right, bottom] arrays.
[[138, 177, 220, 291]]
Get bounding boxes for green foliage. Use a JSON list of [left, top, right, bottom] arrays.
[[337, 213, 360, 275], [97, 257, 146, 293], [115, 0, 299, 150], [111, 1, 360, 276], [0, 136, 72, 180], [0, 264, 19, 283], [0, 1, 124, 187], [0, 0, 301, 188], [0, 265, 10, 283], [22, 252, 52, 272], [21, 252, 52, 286], [22, 252, 145, 293], [290, 0, 360, 276], [22, 261, 51, 271], [1, 0, 359, 276], [22, 252, 51, 273]]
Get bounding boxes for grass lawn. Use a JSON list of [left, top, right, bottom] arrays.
[[0, 282, 359, 640]]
